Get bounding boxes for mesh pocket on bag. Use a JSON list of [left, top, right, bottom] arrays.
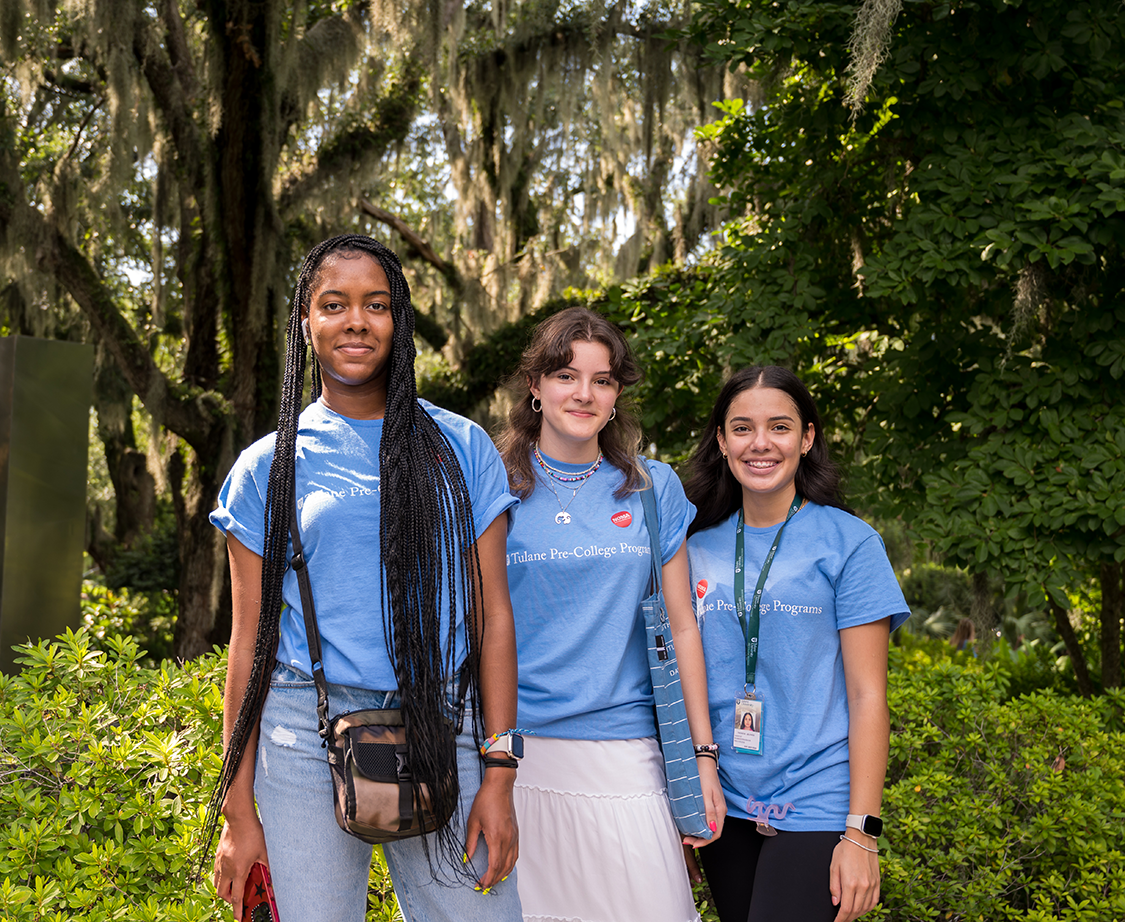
[[351, 740, 401, 782]]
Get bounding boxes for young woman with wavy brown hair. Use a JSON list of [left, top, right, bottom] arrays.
[[497, 306, 725, 922]]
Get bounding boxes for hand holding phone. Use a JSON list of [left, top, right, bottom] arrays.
[[242, 862, 279, 922]]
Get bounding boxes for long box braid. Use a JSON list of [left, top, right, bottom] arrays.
[[200, 235, 483, 880]]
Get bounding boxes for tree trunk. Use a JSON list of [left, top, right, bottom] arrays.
[[1047, 594, 1094, 697], [170, 444, 230, 659], [1100, 562, 1123, 691], [970, 571, 997, 655], [92, 347, 157, 547]]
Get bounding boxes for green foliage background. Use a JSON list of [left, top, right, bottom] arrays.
[[0, 632, 402, 922], [2, 629, 1122, 920]]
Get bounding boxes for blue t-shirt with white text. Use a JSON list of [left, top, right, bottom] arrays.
[[507, 454, 694, 740], [687, 503, 909, 831], [210, 400, 518, 692]]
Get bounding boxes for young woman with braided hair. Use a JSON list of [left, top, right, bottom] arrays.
[[496, 307, 725, 922], [206, 234, 523, 922]]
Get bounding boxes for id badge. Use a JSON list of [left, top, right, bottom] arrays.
[[732, 698, 764, 754]]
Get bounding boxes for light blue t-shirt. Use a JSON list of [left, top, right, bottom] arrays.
[[507, 454, 695, 739], [687, 503, 910, 831], [209, 399, 518, 692]]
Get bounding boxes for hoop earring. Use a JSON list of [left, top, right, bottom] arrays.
[[609, 407, 617, 421], [302, 318, 310, 342], [531, 397, 542, 413]]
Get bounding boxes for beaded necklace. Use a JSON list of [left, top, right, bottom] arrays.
[[533, 443, 603, 483], [533, 443, 603, 524]]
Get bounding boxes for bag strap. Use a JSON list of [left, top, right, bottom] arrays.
[[287, 480, 471, 744], [638, 458, 663, 596], [288, 489, 334, 745]]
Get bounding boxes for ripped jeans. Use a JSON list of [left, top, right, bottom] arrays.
[[254, 662, 521, 922]]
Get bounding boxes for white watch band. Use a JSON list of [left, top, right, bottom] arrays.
[[845, 813, 882, 837]]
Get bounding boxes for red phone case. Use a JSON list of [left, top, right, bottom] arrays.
[[242, 861, 280, 922]]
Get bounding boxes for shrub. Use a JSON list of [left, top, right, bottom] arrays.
[[0, 630, 225, 921], [0, 630, 404, 921], [875, 644, 1125, 921], [80, 581, 177, 663]]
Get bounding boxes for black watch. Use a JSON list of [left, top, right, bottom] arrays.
[[846, 813, 883, 838]]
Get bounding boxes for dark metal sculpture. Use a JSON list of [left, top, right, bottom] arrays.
[[0, 336, 93, 673]]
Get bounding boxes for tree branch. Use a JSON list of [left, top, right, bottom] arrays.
[[278, 57, 423, 214], [358, 197, 464, 293], [1048, 595, 1094, 697], [4, 197, 227, 453], [158, 0, 199, 100], [132, 17, 205, 191]]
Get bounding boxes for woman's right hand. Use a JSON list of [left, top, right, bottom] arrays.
[[683, 756, 727, 848], [213, 814, 269, 920]]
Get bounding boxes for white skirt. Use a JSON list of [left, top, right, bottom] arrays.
[[513, 736, 700, 922]]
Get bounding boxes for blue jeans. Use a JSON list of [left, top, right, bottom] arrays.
[[255, 663, 521, 922]]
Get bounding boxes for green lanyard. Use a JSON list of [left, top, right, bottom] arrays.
[[734, 493, 803, 692]]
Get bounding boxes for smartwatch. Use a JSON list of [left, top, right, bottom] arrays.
[[482, 731, 525, 760], [845, 814, 883, 838]]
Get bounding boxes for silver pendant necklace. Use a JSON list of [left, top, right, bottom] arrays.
[[543, 468, 595, 524]]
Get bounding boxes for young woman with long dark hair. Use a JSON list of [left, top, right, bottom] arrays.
[[496, 306, 725, 922], [205, 235, 522, 922], [684, 366, 909, 922]]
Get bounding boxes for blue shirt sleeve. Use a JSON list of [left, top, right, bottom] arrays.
[[651, 459, 695, 564], [429, 407, 518, 536], [462, 419, 520, 536], [209, 435, 274, 555], [834, 532, 911, 632]]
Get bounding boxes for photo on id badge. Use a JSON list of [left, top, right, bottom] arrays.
[[733, 698, 763, 754]]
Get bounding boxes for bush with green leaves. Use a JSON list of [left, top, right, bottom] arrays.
[[80, 580, 177, 663], [0, 630, 225, 921], [876, 643, 1125, 921], [0, 630, 403, 921], [5, 629, 1121, 921]]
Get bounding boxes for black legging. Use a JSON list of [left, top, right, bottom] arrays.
[[699, 817, 841, 922]]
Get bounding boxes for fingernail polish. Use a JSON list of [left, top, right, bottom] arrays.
[[709, 820, 717, 832], [462, 852, 469, 864]]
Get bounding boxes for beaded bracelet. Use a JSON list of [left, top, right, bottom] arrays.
[[693, 743, 720, 758], [479, 728, 531, 757]]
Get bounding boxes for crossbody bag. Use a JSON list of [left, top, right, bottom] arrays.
[[288, 495, 459, 844]]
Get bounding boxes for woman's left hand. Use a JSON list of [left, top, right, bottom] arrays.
[[464, 767, 519, 890], [829, 835, 880, 922], [682, 757, 727, 847]]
